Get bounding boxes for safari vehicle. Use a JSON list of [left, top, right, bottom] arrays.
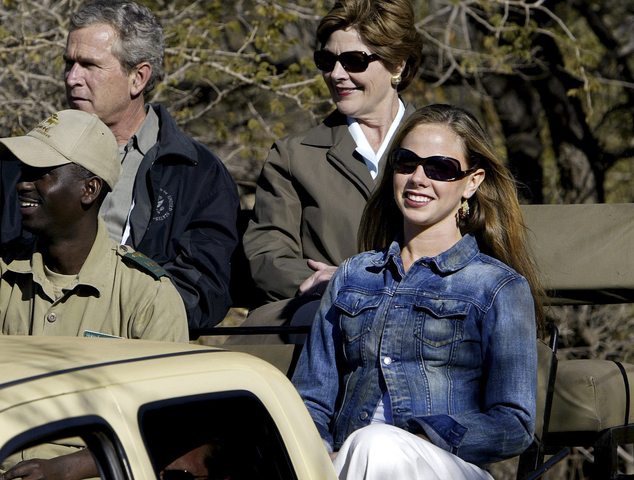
[[0, 335, 337, 480], [209, 203, 634, 480], [2, 203, 634, 480], [516, 204, 634, 480]]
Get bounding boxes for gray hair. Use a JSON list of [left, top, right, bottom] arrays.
[[70, 0, 165, 94]]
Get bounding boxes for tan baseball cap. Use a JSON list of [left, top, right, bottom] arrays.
[[0, 110, 121, 190]]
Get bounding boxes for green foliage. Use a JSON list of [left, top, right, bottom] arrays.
[[0, 0, 633, 208], [269, 98, 285, 116]]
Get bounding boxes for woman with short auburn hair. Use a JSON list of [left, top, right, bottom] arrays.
[[239, 0, 423, 336]]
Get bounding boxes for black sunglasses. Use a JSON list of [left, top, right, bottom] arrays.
[[391, 147, 477, 181], [314, 50, 381, 73], [162, 471, 208, 480]]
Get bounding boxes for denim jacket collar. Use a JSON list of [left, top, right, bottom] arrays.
[[372, 234, 479, 274]]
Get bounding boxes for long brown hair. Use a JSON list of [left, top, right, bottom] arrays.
[[316, 0, 423, 91], [358, 104, 546, 334]]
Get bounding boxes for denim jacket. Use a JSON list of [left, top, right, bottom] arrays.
[[292, 234, 537, 466]]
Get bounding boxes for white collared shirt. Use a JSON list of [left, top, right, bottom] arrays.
[[371, 391, 394, 425], [347, 99, 405, 179]]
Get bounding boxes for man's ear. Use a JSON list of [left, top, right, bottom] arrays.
[[130, 62, 152, 97], [82, 177, 103, 207]]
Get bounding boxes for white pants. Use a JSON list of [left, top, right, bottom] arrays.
[[332, 424, 494, 480]]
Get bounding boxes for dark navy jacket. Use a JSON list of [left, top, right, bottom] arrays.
[[0, 104, 239, 331]]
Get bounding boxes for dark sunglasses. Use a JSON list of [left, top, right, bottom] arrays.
[[314, 50, 381, 73], [162, 471, 208, 480], [391, 147, 477, 181]]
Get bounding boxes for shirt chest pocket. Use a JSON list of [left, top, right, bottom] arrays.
[[334, 289, 382, 345], [412, 298, 470, 366]]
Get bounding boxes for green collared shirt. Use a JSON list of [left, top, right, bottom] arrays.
[[0, 218, 188, 342], [100, 105, 160, 243]]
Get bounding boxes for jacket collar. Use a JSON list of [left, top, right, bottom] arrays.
[[373, 233, 480, 274], [300, 98, 416, 149], [132, 105, 161, 156], [301, 108, 349, 148], [302, 108, 374, 196], [299, 99, 417, 198], [147, 103, 198, 166]]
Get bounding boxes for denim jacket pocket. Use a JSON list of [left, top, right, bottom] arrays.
[[412, 297, 469, 366], [334, 288, 382, 345]]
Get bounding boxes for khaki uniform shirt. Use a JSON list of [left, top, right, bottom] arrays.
[[0, 218, 188, 342]]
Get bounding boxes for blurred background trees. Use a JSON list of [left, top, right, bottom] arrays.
[[2, 1, 634, 477], [2, 0, 634, 207]]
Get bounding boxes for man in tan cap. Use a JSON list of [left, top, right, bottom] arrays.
[[0, 109, 188, 342], [1, 1, 239, 333]]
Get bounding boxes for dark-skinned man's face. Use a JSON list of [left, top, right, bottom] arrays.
[[17, 163, 86, 236]]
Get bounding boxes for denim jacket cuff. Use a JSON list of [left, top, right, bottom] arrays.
[[407, 415, 467, 454], [315, 423, 334, 452]]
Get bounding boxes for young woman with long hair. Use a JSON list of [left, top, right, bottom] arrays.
[[292, 104, 544, 479]]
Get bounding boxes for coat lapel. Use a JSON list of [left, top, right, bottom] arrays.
[[300, 100, 417, 200]]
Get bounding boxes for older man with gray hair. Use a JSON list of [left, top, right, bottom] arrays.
[[1, 0, 239, 333]]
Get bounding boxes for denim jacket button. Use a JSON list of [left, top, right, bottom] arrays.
[[383, 356, 392, 365], [359, 411, 368, 420]]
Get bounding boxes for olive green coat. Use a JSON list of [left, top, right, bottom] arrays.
[[244, 101, 416, 303]]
